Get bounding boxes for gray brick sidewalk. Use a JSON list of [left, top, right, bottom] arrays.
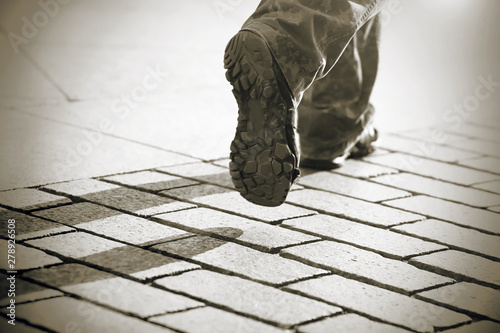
[[1, 121, 499, 332], [1, 1, 500, 332]]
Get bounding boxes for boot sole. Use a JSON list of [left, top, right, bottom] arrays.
[[224, 32, 298, 207]]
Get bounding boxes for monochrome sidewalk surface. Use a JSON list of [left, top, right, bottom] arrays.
[[1, 120, 499, 333], [1, 1, 500, 332]]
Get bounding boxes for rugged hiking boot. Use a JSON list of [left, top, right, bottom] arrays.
[[224, 31, 300, 207], [300, 125, 378, 170]]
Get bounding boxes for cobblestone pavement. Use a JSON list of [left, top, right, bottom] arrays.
[[1, 1, 500, 332], [1, 124, 500, 332]]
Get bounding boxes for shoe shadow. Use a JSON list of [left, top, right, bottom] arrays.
[[20, 227, 243, 291]]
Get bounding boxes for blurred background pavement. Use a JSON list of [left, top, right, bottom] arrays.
[[0, 0, 499, 190]]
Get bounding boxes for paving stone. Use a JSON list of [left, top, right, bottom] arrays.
[[365, 153, 498, 185], [27, 232, 126, 258], [283, 215, 446, 259], [79, 245, 200, 280], [153, 235, 224, 257], [154, 237, 327, 286], [155, 270, 341, 326], [0, 275, 62, 306], [393, 128, 469, 144], [16, 297, 176, 333], [281, 241, 453, 294], [373, 173, 500, 207], [36, 201, 192, 241], [0, 319, 45, 333], [157, 162, 233, 187], [287, 189, 424, 227], [393, 219, 500, 260], [444, 123, 500, 143], [24, 264, 203, 317], [385, 195, 500, 234], [192, 191, 317, 223], [64, 277, 203, 317], [285, 275, 470, 332], [376, 134, 479, 162], [440, 321, 500, 333], [132, 261, 200, 280], [297, 172, 410, 202], [458, 156, 500, 174], [76, 214, 191, 246], [103, 170, 199, 191], [468, 120, 500, 130], [158, 163, 228, 178], [150, 306, 287, 333], [448, 139, 500, 158], [409, 250, 500, 288], [212, 158, 231, 168], [0, 239, 62, 270], [155, 208, 319, 252], [24, 263, 116, 287], [85, 187, 188, 214], [43, 178, 120, 196], [33, 202, 121, 225], [44, 179, 190, 215], [417, 282, 500, 322], [362, 147, 391, 157], [488, 206, 500, 213], [332, 159, 399, 178], [298, 313, 411, 333], [0, 188, 71, 211], [0, 209, 74, 240], [160, 183, 234, 200], [290, 183, 305, 191], [473, 180, 500, 194], [134, 201, 197, 217]]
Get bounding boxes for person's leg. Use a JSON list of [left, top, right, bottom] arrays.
[[299, 15, 381, 168], [241, 0, 386, 101], [224, 0, 386, 206]]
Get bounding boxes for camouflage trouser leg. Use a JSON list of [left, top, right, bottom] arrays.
[[299, 15, 381, 160], [241, 0, 386, 161]]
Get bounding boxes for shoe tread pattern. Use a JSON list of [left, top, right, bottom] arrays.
[[224, 32, 297, 207]]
